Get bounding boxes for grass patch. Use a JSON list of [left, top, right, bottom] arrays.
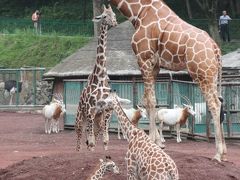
[[0, 29, 239, 69], [221, 41, 240, 55], [0, 30, 91, 68]]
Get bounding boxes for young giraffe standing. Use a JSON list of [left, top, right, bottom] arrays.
[[75, 5, 117, 151], [97, 91, 179, 180], [109, 0, 226, 161], [87, 156, 120, 180]]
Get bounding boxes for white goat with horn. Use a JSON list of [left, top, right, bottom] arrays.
[[156, 96, 196, 143], [118, 105, 147, 139], [42, 93, 66, 134]]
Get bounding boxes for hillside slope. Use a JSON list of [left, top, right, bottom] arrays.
[[0, 31, 90, 68]]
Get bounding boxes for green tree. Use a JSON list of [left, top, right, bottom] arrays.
[[195, 0, 221, 44]]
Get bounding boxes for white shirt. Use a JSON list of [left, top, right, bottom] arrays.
[[219, 15, 231, 25]]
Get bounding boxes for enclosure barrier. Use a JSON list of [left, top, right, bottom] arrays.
[[0, 67, 52, 108], [0, 17, 93, 36], [0, 17, 239, 39], [63, 79, 240, 139]]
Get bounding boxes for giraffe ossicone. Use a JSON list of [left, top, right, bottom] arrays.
[[75, 4, 117, 152], [89, 156, 120, 180], [109, 0, 226, 162]]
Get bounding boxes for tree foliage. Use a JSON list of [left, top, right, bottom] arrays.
[[0, 0, 239, 20]]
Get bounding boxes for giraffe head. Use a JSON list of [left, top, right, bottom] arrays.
[[100, 156, 120, 174], [92, 4, 117, 28], [96, 91, 119, 111]]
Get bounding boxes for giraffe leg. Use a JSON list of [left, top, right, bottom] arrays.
[[86, 118, 96, 151], [118, 123, 121, 140], [93, 113, 102, 142], [143, 80, 165, 148], [200, 84, 226, 162], [102, 109, 112, 150], [75, 111, 84, 151], [221, 123, 227, 161], [137, 52, 165, 148]]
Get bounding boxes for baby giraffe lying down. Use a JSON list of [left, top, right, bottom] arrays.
[[88, 156, 120, 180], [97, 91, 179, 180]]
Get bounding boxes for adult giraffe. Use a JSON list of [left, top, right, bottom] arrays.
[[75, 5, 117, 151], [109, 0, 226, 161]]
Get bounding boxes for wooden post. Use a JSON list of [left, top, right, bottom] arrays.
[[226, 86, 231, 137], [132, 77, 137, 108], [93, 0, 102, 37]]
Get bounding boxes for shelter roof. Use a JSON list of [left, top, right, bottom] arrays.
[[44, 21, 239, 78]]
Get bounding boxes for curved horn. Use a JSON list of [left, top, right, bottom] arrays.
[[108, 4, 112, 10], [53, 93, 63, 102], [102, 4, 107, 11], [181, 95, 192, 106], [137, 98, 145, 108]]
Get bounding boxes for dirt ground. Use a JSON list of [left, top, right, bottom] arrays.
[[0, 112, 240, 180]]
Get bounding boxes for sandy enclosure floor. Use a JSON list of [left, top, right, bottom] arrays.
[[0, 112, 240, 180]]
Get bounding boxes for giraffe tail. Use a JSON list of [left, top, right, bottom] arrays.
[[217, 49, 224, 124], [219, 96, 224, 124], [218, 56, 223, 96]]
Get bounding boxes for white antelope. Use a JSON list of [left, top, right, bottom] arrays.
[[42, 94, 66, 134], [118, 105, 147, 139], [156, 102, 196, 143]]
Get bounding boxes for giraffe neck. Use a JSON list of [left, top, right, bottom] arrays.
[[110, 0, 172, 28], [96, 24, 108, 65], [90, 163, 106, 180], [88, 24, 109, 84], [113, 97, 136, 141], [110, 0, 143, 26]]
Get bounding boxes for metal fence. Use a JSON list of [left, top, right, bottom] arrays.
[[0, 17, 239, 38], [0, 68, 52, 107], [0, 17, 94, 36], [63, 79, 240, 139]]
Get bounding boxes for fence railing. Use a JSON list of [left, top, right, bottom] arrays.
[[0, 68, 52, 107], [0, 17, 94, 36], [63, 79, 240, 138], [0, 17, 239, 38]]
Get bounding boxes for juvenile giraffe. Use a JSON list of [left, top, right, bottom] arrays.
[[88, 156, 120, 180], [75, 5, 117, 151], [97, 91, 179, 180], [109, 0, 226, 161]]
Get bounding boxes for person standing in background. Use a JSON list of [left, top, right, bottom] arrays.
[[32, 10, 41, 35], [219, 10, 232, 42]]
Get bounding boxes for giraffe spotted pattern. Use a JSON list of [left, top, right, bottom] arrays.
[[109, 0, 226, 162], [98, 91, 179, 180], [88, 156, 120, 180], [75, 5, 117, 151]]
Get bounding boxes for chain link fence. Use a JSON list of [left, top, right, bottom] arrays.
[[0, 17, 94, 36], [0, 17, 239, 38]]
